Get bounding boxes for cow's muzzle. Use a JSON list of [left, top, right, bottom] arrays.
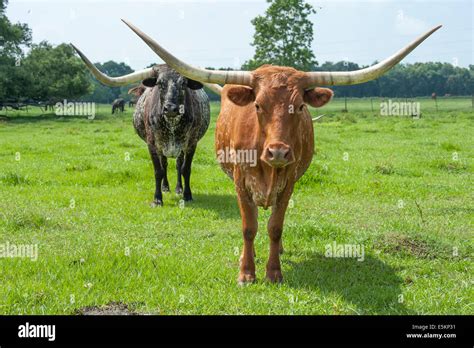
[[163, 102, 180, 117], [261, 142, 295, 168]]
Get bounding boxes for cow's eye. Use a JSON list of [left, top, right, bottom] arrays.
[[299, 104, 305, 112], [255, 103, 260, 111]]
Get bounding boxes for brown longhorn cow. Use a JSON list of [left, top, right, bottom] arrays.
[[121, 19, 441, 283], [216, 68, 333, 283]]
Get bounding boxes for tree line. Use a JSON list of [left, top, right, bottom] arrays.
[[1, 0, 472, 106], [314, 61, 473, 98]]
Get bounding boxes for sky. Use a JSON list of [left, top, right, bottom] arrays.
[[6, 0, 473, 71]]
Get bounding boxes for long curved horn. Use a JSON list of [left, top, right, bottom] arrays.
[[121, 19, 252, 86], [304, 25, 442, 88], [203, 83, 222, 96], [71, 44, 156, 87]]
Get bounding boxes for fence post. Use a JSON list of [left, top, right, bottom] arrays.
[[371, 98, 374, 112], [344, 97, 348, 112], [472, 95, 473, 108]]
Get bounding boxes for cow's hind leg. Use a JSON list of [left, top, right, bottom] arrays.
[[181, 146, 196, 201], [148, 145, 166, 207], [175, 152, 184, 194], [236, 185, 258, 284]]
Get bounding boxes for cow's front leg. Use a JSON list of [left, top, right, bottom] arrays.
[[266, 184, 294, 283], [148, 145, 166, 207], [181, 146, 196, 201], [236, 185, 258, 284], [175, 152, 184, 194], [161, 156, 170, 192]]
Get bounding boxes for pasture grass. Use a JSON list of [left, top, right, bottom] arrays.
[[0, 98, 472, 314]]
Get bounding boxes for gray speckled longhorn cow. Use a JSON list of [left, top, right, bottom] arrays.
[[71, 45, 216, 206], [129, 65, 210, 206]]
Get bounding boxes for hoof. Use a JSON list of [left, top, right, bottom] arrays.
[[150, 200, 163, 208], [183, 194, 193, 202], [265, 269, 283, 283], [175, 187, 183, 195], [162, 185, 170, 192], [238, 272, 256, 285]]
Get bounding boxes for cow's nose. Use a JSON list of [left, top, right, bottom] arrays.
[[262, 142, 295, 168], [163, 103, 179, 115]]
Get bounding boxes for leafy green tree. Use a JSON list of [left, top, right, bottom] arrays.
[[19, 41, 91, 101], [243, 0, 317, 71], [0, 0, 32, 100]]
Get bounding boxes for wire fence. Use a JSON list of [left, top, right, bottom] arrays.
[[1, 96, 473, 119], [314, 96, 474, 114]]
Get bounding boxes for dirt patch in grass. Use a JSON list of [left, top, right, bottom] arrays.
[[65, 162, 95, 172], [75, 302, 138, 315], [374, 163, 395, 175], [374, 232, 449, 259], [433, 159, 469, 173]]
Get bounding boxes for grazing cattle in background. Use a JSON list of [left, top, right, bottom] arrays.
[[71, 46, 216, 206], [431, 92, 437, 100], [124, 20, 442, 283], [112, 98, 125, 114]]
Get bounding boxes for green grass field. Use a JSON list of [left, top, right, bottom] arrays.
[[0, 98, 472, 315]]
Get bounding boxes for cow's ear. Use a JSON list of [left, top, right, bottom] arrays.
[[227, 86, 255, 106], [186, 79, 203, 90], [142, 77, 157, 88], [128, 85, 145, 97], [303, 88, 333, 108]]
